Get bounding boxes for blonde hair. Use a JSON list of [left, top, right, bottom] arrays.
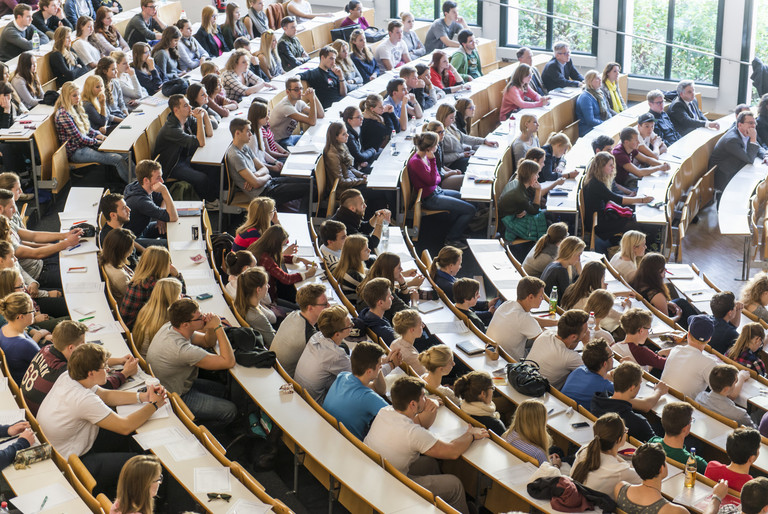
[[556, 236, 586, 262], [584, 152, 616, 189], [54, 82, 91, 135], [741, 273, 768, 307], [331, 39, 354, 75], [618, 230, 646, 266], [585, 289, 615, 319], [53, 26, 77, 66], [727, 323, 766, 361], [546, 132, 572, 150], [82, 75, 106, 116], [583, 69, 600, 91], [0, 291, 31, 321], [518, 113, 537, 135], [349, 28, 373, 62], [0, 267, 20, 298], [236, 197, 275, 236], [201, 5, 218, 34], [225, 49, 251, 72], [257, 30, 279, 73], [503, 399, 552, 454], [333, 234, 368, 284], [418, 344, 453, 372], [132, 278, 183, 356], [393, 309, 421, 335], [130, 246, 170, 285]]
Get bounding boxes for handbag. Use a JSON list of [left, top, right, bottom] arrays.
[[506, 359, 549, 397], [364, 27, 387, 43], [161, 77, 189, 97], [604, 201, 633, 218], [224, 326, 276, 368]]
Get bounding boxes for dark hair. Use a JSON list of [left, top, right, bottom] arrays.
[[13, 4, 30, 17], [186, 82, 206, 107], [390, 376, 424, 411], [727, 428, 761, 465], [318, 46, 337, 60], [224, 250, 256, 276], [620, 308, 653, 335], [660, 401, 693, 436], [581, 338, 611, 373], [68, 343, 109, 380], [571, 413, 625, 483], [201, 74, 220, 97], [738, 110, 756, 124], [350, 341, 384, 376], [229, 117, 250, 137], [524, 146, 546, 163], [280, 16, 296, 28], [560, 261, 606, 310], [517, 276, 545, 301], [741, 477, 768, 514], [319, 220, 346, 246], [99, 228, 135, 268], [386, 78, 405, 97], [413, 131, 439, 151], [632, 253, 670, 301], [710, 291, 736, 319], [175, 18, 190, 30], [344, 0, 361, 13], [619, 126, 639, 143], [457, 29, 473, 45], [168, 298, 199, 328], [152, 25, 181, 61], [613, 362, 643, 393], [135, 159, 161, 185], [99, 192, 124, 218], [361, 277, 392, 309], [442, 0, 457, 14], [708, 364, 738, 393], [94, 56, 117, 105], [591, 134, 614, 153], [453, 278, 480, 304], [557, 310, 589, 340], [233, 36, 250, 50], [168, 94, 186, 111], [632, 442, 667, 480], [453, 371, 492, 403]]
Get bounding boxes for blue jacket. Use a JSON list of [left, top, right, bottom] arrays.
[[357, 307, 395, 345], [133, 67, 162, 96], [575, 91, 602, 137], [63, 0, 96, 28], [123, 180, 171, 237]]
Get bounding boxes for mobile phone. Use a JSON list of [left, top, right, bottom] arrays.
[[571, 422, 590, 429], [196, 293, 213, 300]]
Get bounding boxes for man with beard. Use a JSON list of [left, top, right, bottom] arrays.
[[330, 189, 391, 251]]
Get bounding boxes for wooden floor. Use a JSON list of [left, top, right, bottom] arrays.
[[679, 201, 761, 296]]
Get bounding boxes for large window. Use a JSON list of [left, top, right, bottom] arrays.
[[409, 0, 481, 26], [503, 0, 597, 54], [624, 0, 723, 84]]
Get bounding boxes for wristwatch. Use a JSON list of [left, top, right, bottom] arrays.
[[150, 401, 159, 411]]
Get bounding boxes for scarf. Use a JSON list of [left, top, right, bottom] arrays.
[[586, 87, 608, 120], [604, 80, 624, 113], [99, 26, 118, 46], [460, 400, 500, 419]]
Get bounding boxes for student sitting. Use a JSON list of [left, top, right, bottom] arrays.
[[0, 5, 49, 62], [176, 18, 208, 72], [709, 291, 742, 355], [271, 283, 327, 377], [609, 230, 646, 283], [244, 0, 269, 38], [232, 197, 276, 252], [453, 278, 490, 332], [429, 245, 463, 301], [323, 341, 391, 439], [299, 46, 345, 109], [323, 122, 374, 199], [187, 83, 220, 130], [391, 309, 426, 374], [37, 343, 166, 496], [648, 401, 707, 472], [333, 234, 369, 303], [294, 305, 353, 403], [522, 223, 569, 278], [234, 267, 275, 347], [591, 362, 667, 442], [219, 3, 248, 49], [449, 29, 481, 81], [33, 0, 73, 39], [92, 7, 129, 54], [349, 29, 378, 83], [430, 50, 465, 93], [611, 127, 670, 190], [454, 371, 505, 435], [704, 428, 760, 492], [277, 16, 308, 71], [119, 246, 183, 329], [111, 455, 163, 514], [584, 290, 620, 343], [726, 323, 766, 376], [575, 70, 612, 137], [561, 339, 614, 408], [95, 56, 128, 124], [202, 73, 237, 119], [82, 76, 112, 134], [540, 236, 585, 297], [318, 219, 346, 269], [527, 309, 588, 389], [571, 413, 640, 497], [0, 292, 43, 383], [123, 159, 178, 244], [257, 30, 284, 80], [72, 16, 101, 68], [10, 52, 44, 110], [268, 77, 322, 147], [374, 20, 411, 71], [501, 64, 548, 121], [633, 253, 696, 330], [131, 278, 181, 358], [332, 40, 363, 92], [99, 228, 135, 302], [330, 189, 390, 251], [613, 442, 689, 514], [504, 399, 563, 467], [357, 277, 395, 344], [611, 308, 668, 371], [194, 5, 228, 57], [151, 26, 184, 82], [696, 365, 758, 428], [50, 26, 88, 89], [418, 345, 459, 405], [124, 0, 164, 47], [359, 94, 399, 152], [146, 299, 237, 428], [498, 159, 560, 242], [400, 12, 426, 59], [130, 42, 162, 96], [223, 251, 256, 298], [356, 252, 422, 319]]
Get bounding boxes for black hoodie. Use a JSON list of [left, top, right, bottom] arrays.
[[591, 392, 656, 443]]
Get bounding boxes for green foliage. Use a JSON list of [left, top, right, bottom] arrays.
[[515, 0, 593, 52], [753, 0, 768, 100], [409, 0, 479, 26]]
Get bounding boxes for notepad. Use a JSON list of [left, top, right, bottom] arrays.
[[226, 499, 272, 514], [194, 466, 231, 493], [11, 482, 77, 513], [166, 438, 207, 462]]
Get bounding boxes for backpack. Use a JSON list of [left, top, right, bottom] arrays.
[[224, 326, 276, 368], [212, 233, 235, 279], [506, 360, 549, 397], [168, 180, 199, 201]]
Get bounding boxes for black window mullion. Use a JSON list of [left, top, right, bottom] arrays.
[[546, 0, 554, 49], [664, 0, 675, 80]]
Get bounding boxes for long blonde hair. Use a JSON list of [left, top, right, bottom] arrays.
[[555, 236, 586, 263], [349, 28, 373, 61], [502, 399, 552, 454], [236, 197, 275, 236], [727, 322, 766, 361], [82, 75, 106, 116], [115, 455, 162, 514], [53, 26, 77, 66], [333, 234, 368, 283], [571, 413, 626, 483], [201, 5, 219, 34], [54, 82, 91, 135], [618, 230, 646, 266], [331, 39, 354, 74], [130, 246, 170, 285], [132, 278, 182, 356], [258, 30, 279, 72]]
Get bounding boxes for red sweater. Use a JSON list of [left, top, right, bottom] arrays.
[[501, 85, 546, 120], [257, 253, 302, 300]]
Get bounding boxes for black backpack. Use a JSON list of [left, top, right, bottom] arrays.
[[225, 326, 276, 368], [506, 360, 549, 397], [212, 233, 235, 279]]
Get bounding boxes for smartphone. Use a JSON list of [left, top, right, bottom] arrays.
[[571, 422, 590, 429], [196, 293, 213, 300]]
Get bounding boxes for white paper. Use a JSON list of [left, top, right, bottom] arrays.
[[417, 300, 442, 314], [64, 240, 99, 256], [64, 281, 104, 294], [10, 482, 77, 513], [427, 321, 469, 334], [226, 499, 272, 514], [194, 466, 232, 493], [0, 409, 25, 425], [491, 462, 538, 485], [70, 306, 95, 317], [171, 240, 205, 251], [288, 143, 321, 154], [116, 402, 171, 420], [166, 438, 207, 462], [181, 268, 214, 280], [133, 426, 190, 450]]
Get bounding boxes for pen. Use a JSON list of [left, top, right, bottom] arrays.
[[78, 315, 95, 322], [68, 244, 81, 251], [135, 112, 146, 115], [39, 495, 48, 512], [68, 266, 86, 272]]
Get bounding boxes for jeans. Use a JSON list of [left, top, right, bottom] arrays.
[[263, 177, 311, 212], [181, 378, 237, 428], [277, 135, 301, 147], [71, 146, 130, 183], [168, 161, 219, 202], [37, 256, 61, 289], [421, 187, 476, 241]]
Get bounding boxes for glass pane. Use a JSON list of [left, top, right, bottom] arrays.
[[409, 0, 434, 21], [516, 0, 548, 48], [455, 0, 478, 26], [630, 0, 669, 78], [670, 0, 718, 83], [552, 0, 593, 53], [754, 1, 768, 99]]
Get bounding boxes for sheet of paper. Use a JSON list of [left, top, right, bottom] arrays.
[[64, 240, 99, 256], [490, 462, 538, 485], [166, 438, 208, 462], [133, 426, 190, 451], [427, 321, 469, 335], [416, 300, 442, 314], [171, 240, 205, 251], [116, 402, 171, 420], [194, 466, 232, 493], [64, 281, 104, 294], [0, 409, 25, 425], [10, 482, 77, 513], [226, 499, 272, 514]]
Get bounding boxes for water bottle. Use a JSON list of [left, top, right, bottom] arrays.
[[390, 130, 397, 155], [548, 286, 558, 316], [31, 32, 39, 51], [684, 448, 697, 488], [180, 10, 187, 19], [380, 217, 389, 251], [0, 501, 9, 514], [588, 311, 596, 340]]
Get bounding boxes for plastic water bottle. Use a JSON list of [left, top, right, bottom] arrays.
[[390, 130, 397, 155], [31, 32, 39, 51], [380, 217, 389, 251], [0, 501, 9, 514], [180, 10, 187, 19], [548, 287, 558, 316], [684, 448, 697, 487], [588, 311, 596, 340]]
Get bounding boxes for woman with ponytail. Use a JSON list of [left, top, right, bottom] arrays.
[[454, 371, 505, 435], [571, 413, 640, 496], [522, 222, 568, 277], [726, 323, 766, 376], [418, 344, 458, 404], [428, 245, 463, 301]]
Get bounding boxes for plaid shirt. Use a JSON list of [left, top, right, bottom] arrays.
[[119, 274, 185, 329], [736, 349, 766, 376], [221, 69, 262, 103], [54, 107, 100, 158]]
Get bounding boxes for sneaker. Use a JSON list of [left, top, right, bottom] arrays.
[[446, 239, 468, 250], [205, 199, 220, 211]]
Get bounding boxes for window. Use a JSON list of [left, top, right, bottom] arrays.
[[408, 0, 481, 26], [503, 0, 597, 54], [622, 0, 723, 84]]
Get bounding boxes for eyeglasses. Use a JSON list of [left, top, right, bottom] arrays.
[[342, 324, 354, 331], [101, 365, 112, 372], [23, 310, 35, 314], [154, 474, 163, 483], [190, 316, 205, 323], [14, 285, 24, 290], [207, 493, 232, 502], [314, 301, 330, 307]]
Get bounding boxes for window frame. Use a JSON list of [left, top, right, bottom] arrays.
[[616, 0, 725, 86], [499, 0, 600, 56], [406, 0, 484, 28]]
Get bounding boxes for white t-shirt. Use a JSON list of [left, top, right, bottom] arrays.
[[571, 448, 641, 498], [609, 253, 638, 282], [374, 38, 408, 68], [37, 372, 113, 458], [269, 96, 308, 141], [660, 344, 720, 398], [486, 301, 542, 361], [364, 406, 438, 474], [525, 329, 583, 389]]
